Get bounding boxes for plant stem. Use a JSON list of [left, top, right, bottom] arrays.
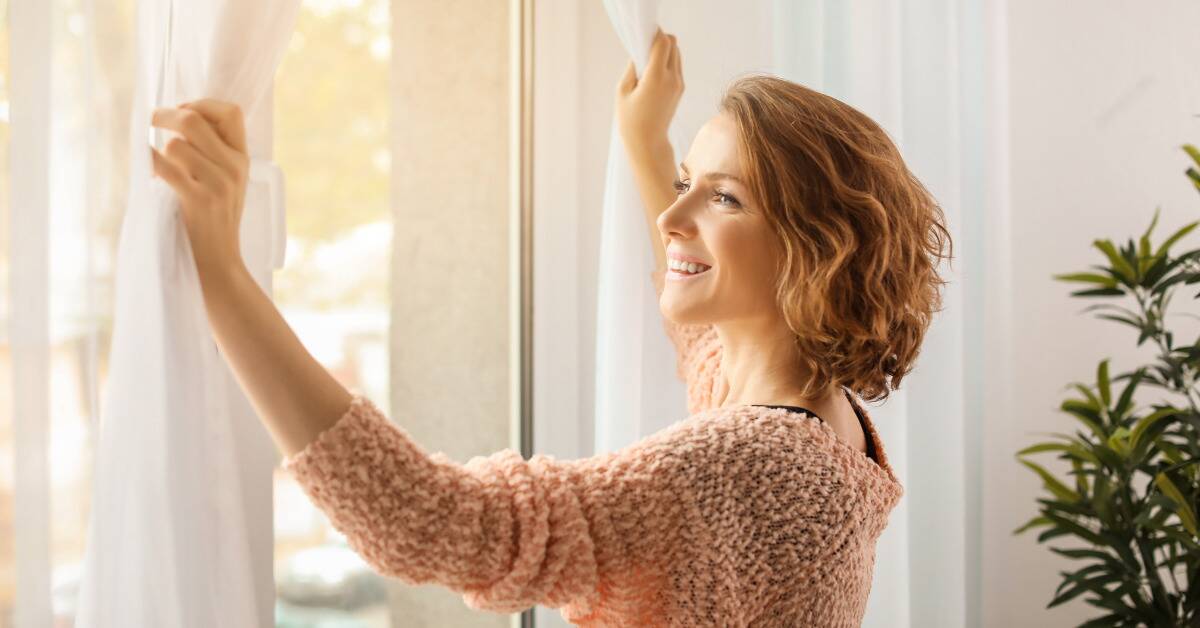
[[1135, 533, 1174, 621]]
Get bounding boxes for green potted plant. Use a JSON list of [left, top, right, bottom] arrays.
[[1013, 145, 1200, 627]]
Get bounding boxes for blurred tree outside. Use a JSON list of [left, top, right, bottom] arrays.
[[274, 0, 391, 312]]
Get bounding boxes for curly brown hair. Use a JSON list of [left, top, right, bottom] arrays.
[[719, 75, 953, 404]]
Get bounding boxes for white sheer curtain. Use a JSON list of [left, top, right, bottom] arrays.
[[592, 0, 690, 455], [74, 1, 301, 626], [589, 1, 1009, 626]]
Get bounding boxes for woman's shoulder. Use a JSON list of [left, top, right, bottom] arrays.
[[673, 405, 904, 503], [644, 406, 904, 550], [559, 404, 902, 521]]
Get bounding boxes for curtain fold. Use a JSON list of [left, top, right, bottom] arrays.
[[74, 1, 301, 626], [593, 0, 690, 455]]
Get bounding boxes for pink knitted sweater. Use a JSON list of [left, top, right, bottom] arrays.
[[283, 271, 904, 626]]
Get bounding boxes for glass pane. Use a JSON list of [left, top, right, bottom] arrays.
[[271, 0, 392, 625]]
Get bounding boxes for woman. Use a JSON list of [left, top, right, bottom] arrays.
[[149, 29, 950, 627]]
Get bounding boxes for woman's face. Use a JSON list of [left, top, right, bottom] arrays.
[[657, 111, 782, 326]]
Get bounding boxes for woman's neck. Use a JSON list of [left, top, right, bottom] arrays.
[[713, 316, 831, 409]]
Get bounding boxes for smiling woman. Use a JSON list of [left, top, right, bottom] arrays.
[[622, 37, 952, 414]]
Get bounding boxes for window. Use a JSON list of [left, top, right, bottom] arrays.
[[0, 1, 515, 624]]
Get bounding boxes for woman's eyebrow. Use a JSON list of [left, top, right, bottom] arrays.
[[680, 161, 745, 186]]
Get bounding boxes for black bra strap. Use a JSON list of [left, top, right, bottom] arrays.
[[752, 404, 824, 418], [751, 392, 878, 463]]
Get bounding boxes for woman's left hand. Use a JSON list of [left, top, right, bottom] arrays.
[[149, 98, 250, 282]]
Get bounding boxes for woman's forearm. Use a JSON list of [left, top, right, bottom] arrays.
[[623, 134, 677, 272], [199, 262, 353, 457]]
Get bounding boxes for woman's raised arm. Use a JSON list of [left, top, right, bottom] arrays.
[[615, 29, 685, 273]]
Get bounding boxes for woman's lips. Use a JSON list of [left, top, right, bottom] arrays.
[[668, 251, 710, 266], [666, 266, 711, 282]]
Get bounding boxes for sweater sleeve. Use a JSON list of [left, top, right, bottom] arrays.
[[281, 392, 692, 620], [650, 269, 723, 414]]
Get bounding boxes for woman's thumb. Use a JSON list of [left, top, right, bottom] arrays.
[[616, 60, 637, 96]]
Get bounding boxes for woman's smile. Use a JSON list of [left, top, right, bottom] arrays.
[[666, 252, 713, 281], [665, 265, 712, 281]]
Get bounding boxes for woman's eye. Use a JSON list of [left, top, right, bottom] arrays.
[[672, 178, 690, 195], [714, 191, 741, 207]]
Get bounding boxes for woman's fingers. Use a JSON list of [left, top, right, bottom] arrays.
[[645, 29, 672, 78], [180, 98, 248, 155], [674, 37, 684, 89], [617, 59, 637, 97], [156, 136, 232, 205], [151, 144, 197, 195], [151, 106, 241, 180], [666, 34, 679, 76]]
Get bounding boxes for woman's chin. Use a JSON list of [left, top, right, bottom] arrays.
[[659, 294, 711, 327]]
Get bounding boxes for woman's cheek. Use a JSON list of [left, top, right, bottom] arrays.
[[745, 237, 785, 303]]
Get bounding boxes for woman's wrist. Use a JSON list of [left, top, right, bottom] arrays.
[[196, 257, 251, 309], [624, 133, 677, 196], [621, 131, 672, 162]]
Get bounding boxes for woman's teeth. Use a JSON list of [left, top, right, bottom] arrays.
[[668, 258, 711, 274]]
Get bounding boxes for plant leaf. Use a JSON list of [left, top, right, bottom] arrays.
[[1019, 459, 1082, 502], [1141, 206, 1160, 242], [1071, 287, 1126, 298], [1097, 359, 1112, 409], [1182, 142, 1200, 168], [1113, 368, 1144, 421], [1061, 399, 1108, 440], [1153, 473, 1199, 536], [1013, 515, 1052, 535], [1055, 272, 1119, 287], [1106, 429, 1130, 459], [1093, 240, 1137, 284], [1092, 473, 1116, 526], [1048, 547, 1127, 574], [1016, 442, 1102, 465], [1153, 220, 1199, 258], [1129, 407, 1179, 451], [1071, 383, 1103, 410], [1047, 572, 1123, 609], [1042, 509, 1104, 545]]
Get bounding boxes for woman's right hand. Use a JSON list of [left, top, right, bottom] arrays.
[[615, 29, 683, 151]]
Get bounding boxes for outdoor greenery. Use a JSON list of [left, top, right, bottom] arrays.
[[1014, 145, 1200, 626], [273, 0, 391, 310]]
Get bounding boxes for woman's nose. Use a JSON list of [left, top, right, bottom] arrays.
[[656, 196, 697, 239]]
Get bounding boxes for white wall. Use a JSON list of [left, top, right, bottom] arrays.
[[986, 1, 1200, 626]]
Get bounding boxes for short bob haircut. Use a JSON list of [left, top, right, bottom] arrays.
[[719, 75, 953, 404]]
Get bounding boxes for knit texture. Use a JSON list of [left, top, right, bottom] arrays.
[[283, 270, 904, 626]]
